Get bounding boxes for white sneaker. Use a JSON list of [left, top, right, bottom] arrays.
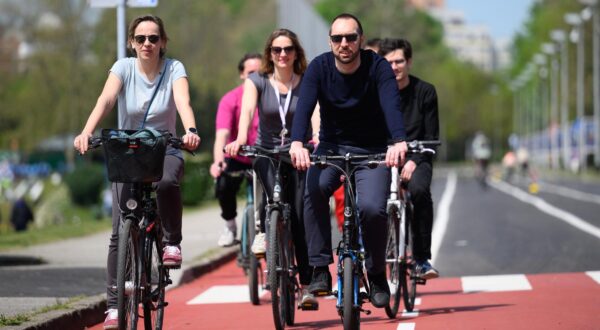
[[217, 227, 236, 247], [251, 232, 266, 255]]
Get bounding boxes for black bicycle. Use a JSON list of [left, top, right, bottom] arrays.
[[238, 145, 299, 330], [308, 151, 389, 330], [384, 140, 439, 318], [88, 128, 189, 330]]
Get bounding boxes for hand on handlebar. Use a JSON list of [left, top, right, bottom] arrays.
[[182, 132, 201, 151], [73, 132, 92, 155], [386, 141, 407, 167], [224, 140, 244, 157], [289, 141, 311, 171]]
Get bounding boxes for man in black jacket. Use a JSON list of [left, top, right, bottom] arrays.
[[379, 38, 440, 279]]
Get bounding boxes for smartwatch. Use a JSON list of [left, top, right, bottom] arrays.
[[187, 127, 198, 135]]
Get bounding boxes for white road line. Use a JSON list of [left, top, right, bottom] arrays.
[[397, 322, 416, 330], [431, 171, 457, 265], [461, 274, 532, 293], [490, 180, 600, 240], [186, 285, 266, 304], [585, 271, 600, 285], [538, 181, 600, 204], [401, 309, 419, 318]]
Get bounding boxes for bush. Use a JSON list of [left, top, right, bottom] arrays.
[[181, 157, 214, 206], [64, 163, 105, 206]]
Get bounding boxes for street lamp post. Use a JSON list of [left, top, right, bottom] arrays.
[[534, 53, 549, 167], [542, 42, 560, 169], [566, 12, 586, 171], [551, 29, 570, 169], [581, 0, 599, 170]]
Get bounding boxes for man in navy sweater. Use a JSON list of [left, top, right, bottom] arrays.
[[289, 13, 407, 309]]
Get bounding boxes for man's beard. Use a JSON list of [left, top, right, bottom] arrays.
[[334, 48, 359, 64]]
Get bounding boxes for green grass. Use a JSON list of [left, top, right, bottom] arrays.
[[0, 297, 83, 326], [0, 313, 30, 326]]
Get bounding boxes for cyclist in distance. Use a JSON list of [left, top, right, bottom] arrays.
[[224, 28, 319, 306], [72, 15, 200, 329], [211, 53, 262, 247], [289, 13, 408, 309], [471, 130, 492, 184], [378, 38, 440, 279]]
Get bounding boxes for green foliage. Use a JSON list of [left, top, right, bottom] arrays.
[[181, 154, 214, 206], [64, 163, 105, 206]]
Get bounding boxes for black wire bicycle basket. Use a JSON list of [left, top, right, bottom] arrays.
[[101, 128, 170, 183]]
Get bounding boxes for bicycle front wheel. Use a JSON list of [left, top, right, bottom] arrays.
[[267, 209, 285, 330], [143, 231, 166, 330], [342, 256, 360, 330], [117, 217, 139, 329], [402, 206, 417, 312], [384, 206, 401, 318], [246, 204, 260, 305]]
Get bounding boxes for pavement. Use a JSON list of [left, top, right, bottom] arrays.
[[0, 203, 241, 330]]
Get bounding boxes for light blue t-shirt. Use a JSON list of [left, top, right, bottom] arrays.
[[110, 57, 187, 135]]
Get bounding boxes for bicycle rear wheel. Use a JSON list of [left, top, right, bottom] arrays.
[[384, 206, 401, 318], [267, 209, 285, 330], [402, 206, 417, 312], [246, 205, 260, 305], [143, 230, 166, 330], [117, 217, 140, 329], [283, 227, 296, 326], [342, 256, 360, 330]]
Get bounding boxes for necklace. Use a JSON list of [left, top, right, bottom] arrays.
[[271, 72, 295, 145]]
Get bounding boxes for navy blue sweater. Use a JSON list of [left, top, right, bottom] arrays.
[[291, 50, 406, 148]]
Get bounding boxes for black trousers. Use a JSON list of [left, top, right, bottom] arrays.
[[253, 156, 312, 285], [303, 142, 390, 276], [215, 158, 252, 221], [406, 161, 434, 261], [106, 154, 184, 308]]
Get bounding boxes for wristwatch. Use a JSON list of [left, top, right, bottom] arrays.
[[187, 127, 198, 135]]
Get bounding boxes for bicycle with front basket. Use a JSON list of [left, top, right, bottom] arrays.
[[238, 144, 300, 330], [384, 140, 439, 318], [88, 128, 190, 330]]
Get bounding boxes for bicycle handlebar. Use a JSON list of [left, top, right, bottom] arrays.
[[86, 134, 193, 155]]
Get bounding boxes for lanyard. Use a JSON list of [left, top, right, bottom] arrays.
[[271, 73, 294, 145]]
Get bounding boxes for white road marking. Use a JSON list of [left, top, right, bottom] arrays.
[[432, 171, 457, 265], [585, 271, 600, 285], [461, 274, 532, 293], [538, 181, 600, 205], [186, 285, 266, 304], [415, 297, 421, 305], [401, 309, 419, 318], [398, 322, 416, 330], [490, 180, 600, 240]]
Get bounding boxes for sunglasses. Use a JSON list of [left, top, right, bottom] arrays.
[[134, 35, 160, 44], [271, 46, 295, 55], [330, 33, 359, 43]]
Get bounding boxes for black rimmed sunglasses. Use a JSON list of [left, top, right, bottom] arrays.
[[271, 46, 295, 55], [329, 33, 359, 43], [134, 35, 160, 44]]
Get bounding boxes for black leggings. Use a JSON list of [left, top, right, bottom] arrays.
[[253, 157, 312, 286]]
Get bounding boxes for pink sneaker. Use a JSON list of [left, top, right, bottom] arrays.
[[163, 245, 182, 268], [103, 309, 118, 330]]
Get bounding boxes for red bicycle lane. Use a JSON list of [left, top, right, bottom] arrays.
[[87, 259, 600, 329]]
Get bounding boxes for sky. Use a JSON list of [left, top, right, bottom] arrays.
[[446, 0, 536, 42]]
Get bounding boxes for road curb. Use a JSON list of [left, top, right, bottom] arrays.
[[10, 246, 239, 329]]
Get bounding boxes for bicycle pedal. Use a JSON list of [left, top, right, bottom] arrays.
[[417, 278, 427, 285], [359, 306, 371, 315], [298, 301, 319, 311], [254, 252, 266, 259], [313, 290, 331, 297]]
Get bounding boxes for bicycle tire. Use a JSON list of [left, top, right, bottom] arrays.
[[284, 225, 296, 326], [267, 209, 285, 330], [117, 217, 139, 330], [247, 205, 260, 305], [384, 206, 401, 318], [143, 231, 166, 330], [342, 256, 360, 330], [402, 205, 417, 312]]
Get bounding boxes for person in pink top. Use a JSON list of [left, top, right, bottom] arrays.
[[212, 53, 262, 246]]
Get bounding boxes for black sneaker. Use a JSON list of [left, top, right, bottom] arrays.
[[415, 260, 440, 280], [368, 272, 390, 308], [308, 267, 332, 296]]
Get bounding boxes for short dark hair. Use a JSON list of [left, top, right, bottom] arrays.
[[237, 53, 262, 73], [330, 13, 363, 36], [365, 38, 381, 49], [378, 38, 413, 60]]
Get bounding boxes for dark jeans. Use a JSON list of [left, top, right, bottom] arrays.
[[304, 142, 390, 276], [106, 154, 184, 308], [253, 156, 312, 285], [215, 158, 252, 221], [406, 161, 434, 261]]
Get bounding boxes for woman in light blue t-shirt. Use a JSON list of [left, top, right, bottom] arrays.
[[73, 15, 200, 328]]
